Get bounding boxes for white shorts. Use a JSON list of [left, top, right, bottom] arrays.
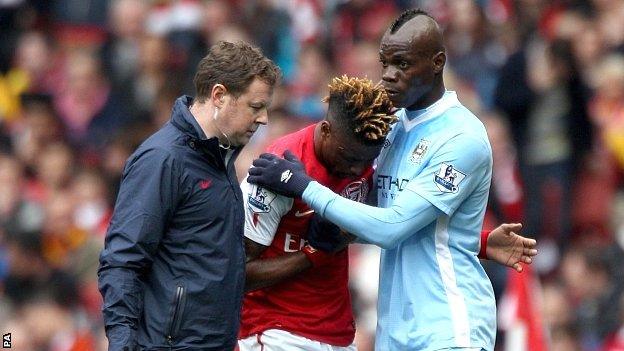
[[238, 328, 357, 351]]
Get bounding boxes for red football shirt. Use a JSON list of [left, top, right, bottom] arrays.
[[239, 125, 373, 346]]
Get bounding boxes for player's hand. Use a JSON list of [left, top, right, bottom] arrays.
[[248, 150, 313, 198], [307, 213, 351, 253], [486, 223, 537, 273]]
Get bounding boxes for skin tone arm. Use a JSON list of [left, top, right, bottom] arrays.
[[244, 238, 312, 292], [245, 221, 538, 293], [338, 223, 538, 272], [486, 223, 537, 273]]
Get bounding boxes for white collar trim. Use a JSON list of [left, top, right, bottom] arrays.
[[400, 91, 460, 132]]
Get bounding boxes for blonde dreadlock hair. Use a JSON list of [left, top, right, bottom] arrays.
[[323, 75, 397, 145]]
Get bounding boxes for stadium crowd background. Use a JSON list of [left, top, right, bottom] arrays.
[[0, 0, 623, 350]]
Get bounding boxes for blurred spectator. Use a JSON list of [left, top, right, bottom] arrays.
[[145, 0, 203, 36], [19, 295, 96, 351], [551, 324, 583, 351], [54, 50, 131, 158], [0, 154, 44, 236], [0, 1, 25, 73], [563, 14, 606, 84], [100, 131, 139, 204], [149, 84, 181, 129], [41, 191, 81, 268], [590, 54, 624, 170], [11, 93, 64, 170], [3, 229, 50, 306], [244, 0, 298, 81], [52, 0, 108, 27], [495, 38, 593, 270], [287, 44, 330, 120], [568, 54, 624, 242], [209, 23, 252, 46], [32, 142, 74, 199], [120, 34, 175, 120], [482, 113, 524, 228], [594, 0, 624, 52], [330, 0, 398, 53], [274, 0, 322, 45], [542, 283, 574, 331], [201, 0, 233, 43], [100, 0, 147, 88], [146, 0, 205, 93], [0, 31, 61, 121], [71, 169, 111, 239], [561, 245, 623, 350], [339, 40, 382, 83], [445, 0, 508, 108], [602, 294, 624, 350]]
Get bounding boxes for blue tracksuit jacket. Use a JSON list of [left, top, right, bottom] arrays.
[[98, 96, 245, 350]]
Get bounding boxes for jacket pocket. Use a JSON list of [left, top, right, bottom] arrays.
[[165, 285, 187, 344]]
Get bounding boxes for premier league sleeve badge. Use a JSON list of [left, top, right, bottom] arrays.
[[434, 163, 466, 193], [248, 184, 277, 213]]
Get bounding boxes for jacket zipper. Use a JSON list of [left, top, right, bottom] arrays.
[[225, 158, 240, 201], [166, 285, 185, 345]]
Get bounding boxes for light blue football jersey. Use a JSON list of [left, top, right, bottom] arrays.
[[302, 91, 495, 351], [372, 91, 495, 350]]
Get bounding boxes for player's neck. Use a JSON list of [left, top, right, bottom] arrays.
[[189, 101, 218, 140], [406, 82, 446, 112]]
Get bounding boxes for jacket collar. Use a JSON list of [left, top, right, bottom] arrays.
[[169, 95, 243, 164], [170, 95, 209, 140]]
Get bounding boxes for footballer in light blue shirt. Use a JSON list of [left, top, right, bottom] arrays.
[[304, 90, 495, 351], [249, 9, 497, 351]]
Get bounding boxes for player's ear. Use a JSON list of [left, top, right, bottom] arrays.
[[211, 83, 228, 108], [320, 120, 332, 139], [432, 51, 446, 74]]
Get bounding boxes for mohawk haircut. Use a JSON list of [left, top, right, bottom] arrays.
[[323, 75, 397, 145], [389, 8, 434, 34]]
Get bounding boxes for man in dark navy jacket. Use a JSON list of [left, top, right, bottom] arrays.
[[98, 41, 280, 350]]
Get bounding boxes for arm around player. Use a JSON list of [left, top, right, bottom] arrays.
[[249, 134, 489, 249]]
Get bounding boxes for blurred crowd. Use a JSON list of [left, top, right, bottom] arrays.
[[0, 0, 624, 350]]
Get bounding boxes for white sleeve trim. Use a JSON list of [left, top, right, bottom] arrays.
[[242, 176, 293, 246]]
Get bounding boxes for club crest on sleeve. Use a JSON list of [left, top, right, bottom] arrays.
[[340, 178, 370, 203], [434, 163, 466, 193], [408, 139, 430, 165], [248, 184, 276, 213]]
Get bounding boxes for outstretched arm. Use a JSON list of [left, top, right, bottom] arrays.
[[303, 182, 441, 249], [248, 136, 490, 249], [483, 223, 538, 273]]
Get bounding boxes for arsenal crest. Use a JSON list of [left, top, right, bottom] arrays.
[[340, 179, 370, 203]]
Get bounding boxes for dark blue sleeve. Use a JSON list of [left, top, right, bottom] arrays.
[[97, 147, 180, 350]]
